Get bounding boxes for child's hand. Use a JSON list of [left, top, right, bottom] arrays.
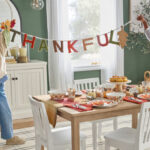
[[137, 15, 148, 29]]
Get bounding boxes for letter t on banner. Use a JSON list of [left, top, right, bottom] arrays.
[[22, 34, 36, 48]]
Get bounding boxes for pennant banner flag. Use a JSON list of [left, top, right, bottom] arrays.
[[1, 20, 131, 53]]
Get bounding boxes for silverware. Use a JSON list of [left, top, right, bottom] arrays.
[[130, 97, 143, 102], [72, 104, 87, 110]]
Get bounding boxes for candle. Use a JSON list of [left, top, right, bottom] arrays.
[[10, 48, 19, 57], [19, 47, 27, 57]]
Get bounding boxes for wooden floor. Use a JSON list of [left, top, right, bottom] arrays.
[[13, 118, 34, 129], [13, 116, 67, 129]]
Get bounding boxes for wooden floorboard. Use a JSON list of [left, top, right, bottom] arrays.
[[13, 118, 34, 129], [13, 116, 67, 129]]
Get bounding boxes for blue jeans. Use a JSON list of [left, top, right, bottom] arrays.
[[0, 75, 13, 139]]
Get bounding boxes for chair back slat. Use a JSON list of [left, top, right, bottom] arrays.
[[137, 102, 150, 149], [74, 78, 99, 91], [29, 96, 52, 141]]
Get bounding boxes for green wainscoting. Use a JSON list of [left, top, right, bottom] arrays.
[[74, 70, 101, 84]]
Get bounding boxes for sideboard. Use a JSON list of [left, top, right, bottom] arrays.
[[5, 60, 48, 119]]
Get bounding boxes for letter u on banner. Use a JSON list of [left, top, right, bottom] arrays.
[[22, 34, 36, 48], [97, 34, 109, 46]]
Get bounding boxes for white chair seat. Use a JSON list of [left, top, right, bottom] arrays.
[[104, 102, 150, 150], [52, 126, 86, 145], [104, 127, 137, 147]]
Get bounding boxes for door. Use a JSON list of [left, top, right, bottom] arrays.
[[14, 69, 44, 109]]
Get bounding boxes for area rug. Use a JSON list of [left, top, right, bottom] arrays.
[[0, 115, 133, 150]]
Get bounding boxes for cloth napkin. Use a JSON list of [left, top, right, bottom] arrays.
[[123, 96, 148, 104], [33, 95, 63, 128]]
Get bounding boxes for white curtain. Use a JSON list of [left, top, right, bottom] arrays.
[[100, 0, 124, 83], [46, 0, 73, 91]]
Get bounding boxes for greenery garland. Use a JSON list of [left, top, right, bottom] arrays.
[[127, 32, 150, 54]]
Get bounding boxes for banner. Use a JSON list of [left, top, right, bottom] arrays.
[[1, 19, 131, 53]]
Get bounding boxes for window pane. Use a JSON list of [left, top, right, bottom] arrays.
[[68, 0, 101, 65]]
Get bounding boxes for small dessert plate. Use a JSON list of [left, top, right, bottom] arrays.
[[87, 99, 118, 108], [138, 93, 150, 100]]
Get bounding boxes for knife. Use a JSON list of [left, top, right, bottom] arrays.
[[130, 97, 143, 102], [72, 104, 87, 110]]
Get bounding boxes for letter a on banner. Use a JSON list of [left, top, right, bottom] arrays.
[[53, 41, 64, 52], [39, 40, 48, 51], [22, 34, 36, 48]]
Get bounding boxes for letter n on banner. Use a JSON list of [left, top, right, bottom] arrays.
[[53, 41, 64, 52], [22, 34, 36, 48]]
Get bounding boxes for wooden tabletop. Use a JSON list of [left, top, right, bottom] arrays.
[[57, 101, 141, 122]]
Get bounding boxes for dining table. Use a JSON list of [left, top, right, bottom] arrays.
[[57, 101, 141, 150], [35, 94, 142, 150]]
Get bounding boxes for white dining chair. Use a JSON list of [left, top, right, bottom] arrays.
[[29, 96, 87, 150], [104, 102, 150, 150], [74, 78, 118, 150]]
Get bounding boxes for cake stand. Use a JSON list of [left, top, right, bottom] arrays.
[[107, 80, 131, 92]]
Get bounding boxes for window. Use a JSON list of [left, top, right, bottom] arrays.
[[68, 0, 101, 67]]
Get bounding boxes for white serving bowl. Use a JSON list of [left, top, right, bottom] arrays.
[[106, 92, 126, 102]]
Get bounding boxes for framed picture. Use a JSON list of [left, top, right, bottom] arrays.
[[130, 0, 146, 32]]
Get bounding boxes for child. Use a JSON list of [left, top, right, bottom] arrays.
[[0, 31, 25, 145], [137, 15, 150, 41]]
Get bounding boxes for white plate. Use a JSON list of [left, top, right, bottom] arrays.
[[137, 93, 150, 100], [87, 99, 118, 108]]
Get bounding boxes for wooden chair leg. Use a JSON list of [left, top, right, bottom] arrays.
[[113, 117, 118, 130], [92, 122, 98, 150], [41, 145, 44, 150], [80, 140, 86, 150], [105, 140, 110, 150]]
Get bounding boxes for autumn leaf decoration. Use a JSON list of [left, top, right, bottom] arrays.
[[117, 26, 128, 48]]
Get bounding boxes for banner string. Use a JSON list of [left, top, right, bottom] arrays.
[[16, 20, 133, 42]]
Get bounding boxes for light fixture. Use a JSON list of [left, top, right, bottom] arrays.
[[31, 0, 44, 11]]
